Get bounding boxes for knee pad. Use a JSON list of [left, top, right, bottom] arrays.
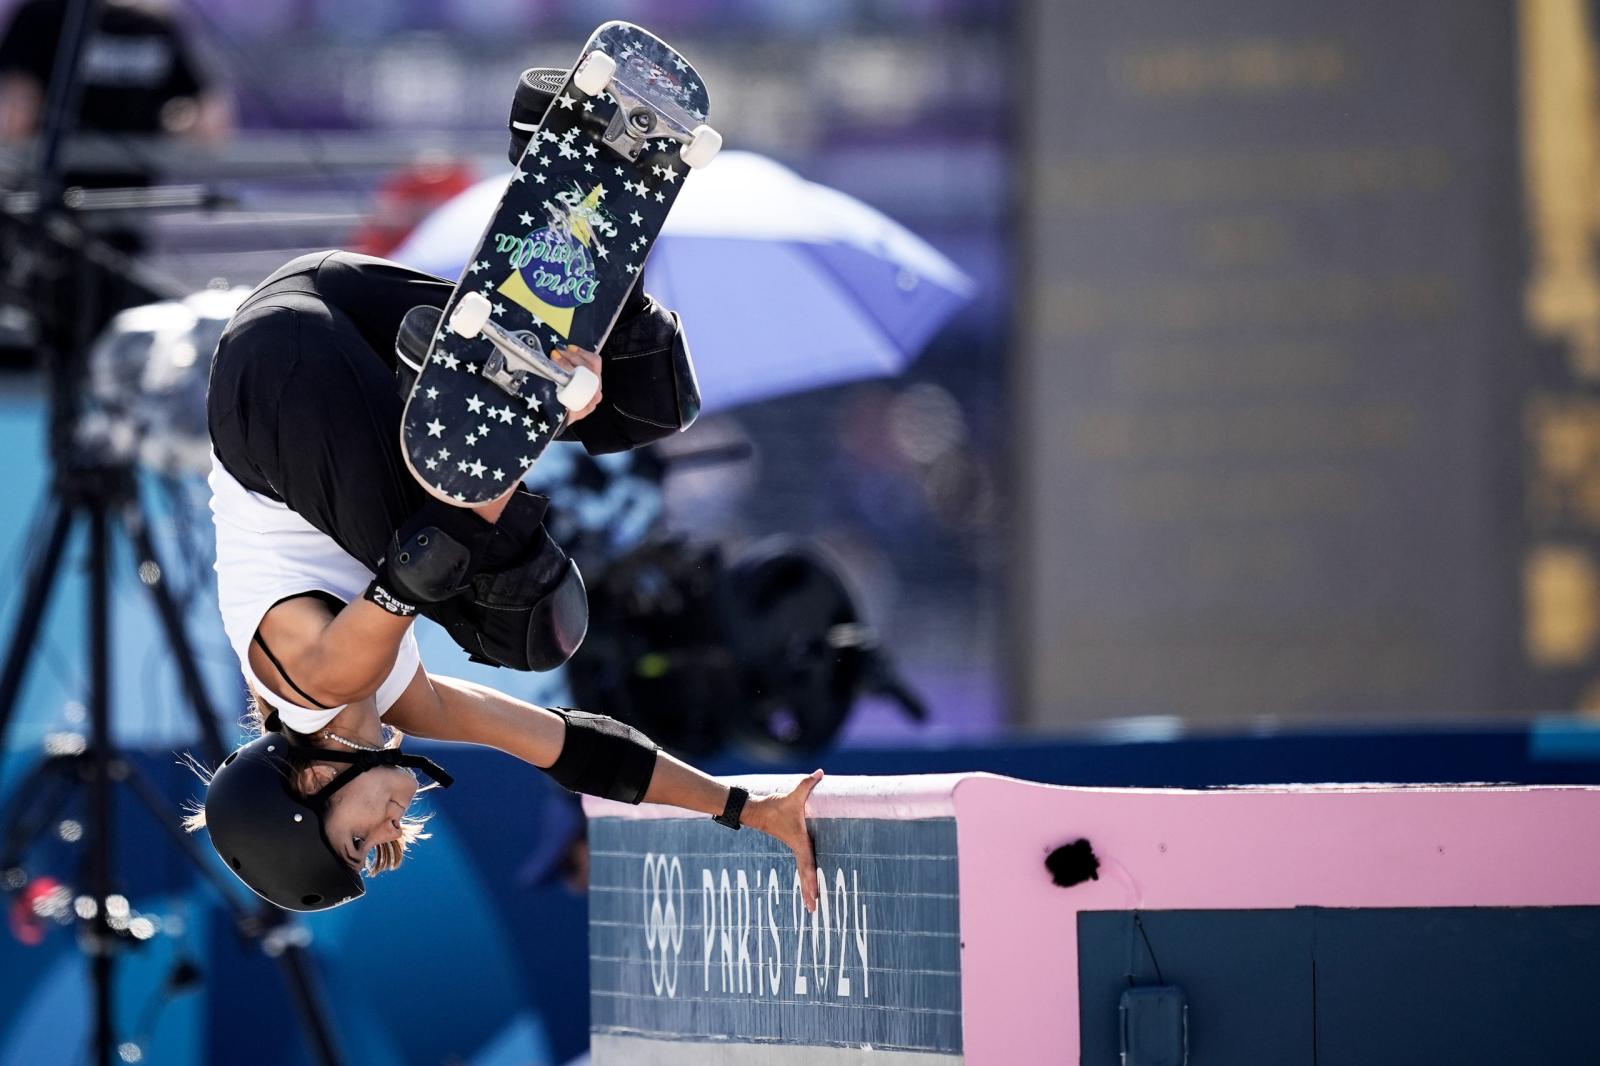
[[426, 531, 589, 671], [565, 301, 701, 455], [521, 561, 589, 669]]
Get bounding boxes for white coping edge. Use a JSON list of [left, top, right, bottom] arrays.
[[582, 772, 973, 821], [589, 1034, 961, 1066], [583, 771, 1600, 822]]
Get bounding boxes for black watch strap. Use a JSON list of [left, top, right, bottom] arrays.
[[714, 785, 749, 831], [364, 577, 419, 618]]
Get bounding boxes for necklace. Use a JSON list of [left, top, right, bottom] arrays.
[[318, 729, 384, 753]]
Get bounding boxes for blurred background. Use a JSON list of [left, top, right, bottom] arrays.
[[3, 0, 1600, 1063]]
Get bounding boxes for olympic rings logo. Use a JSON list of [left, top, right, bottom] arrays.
[[642, 852, 685, 997]]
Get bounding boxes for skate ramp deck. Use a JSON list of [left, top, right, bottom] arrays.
[[584, 774, 1600, 1064]]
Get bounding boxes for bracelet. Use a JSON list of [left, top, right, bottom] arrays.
[[713, 785, 749, 831], [363, 577, 418, 618]]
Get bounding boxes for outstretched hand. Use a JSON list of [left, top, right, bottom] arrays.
[[745, 769, 825, 912]]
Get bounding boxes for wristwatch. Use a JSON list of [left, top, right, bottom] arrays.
[[714, 785, 749, 830]]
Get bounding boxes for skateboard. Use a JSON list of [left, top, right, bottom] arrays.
[[399, 21, 719, 504]]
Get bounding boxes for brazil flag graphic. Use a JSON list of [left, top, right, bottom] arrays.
[[498, 185, 607, 338]]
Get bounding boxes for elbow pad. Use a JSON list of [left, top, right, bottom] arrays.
[[379, 494, 502, 605], [381, 524, 471, 606], [545, 708, 658, 804]]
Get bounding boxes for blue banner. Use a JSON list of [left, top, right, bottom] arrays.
[[587, 816, 962, 1054]]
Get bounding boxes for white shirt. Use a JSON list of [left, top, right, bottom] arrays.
[[208, 452, 421, 733]]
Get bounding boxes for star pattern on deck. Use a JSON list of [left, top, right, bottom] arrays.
[[405, 23, 706, 500]]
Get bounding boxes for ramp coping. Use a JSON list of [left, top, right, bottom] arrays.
[[583, 771, 1600, 822]]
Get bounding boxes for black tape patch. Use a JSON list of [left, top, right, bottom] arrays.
[[1045, 838, 1101, 888]]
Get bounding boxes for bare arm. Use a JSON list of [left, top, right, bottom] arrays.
[[250, 595, 414, 709], [386, 670, 567, 763], [248, 489, 528, 709], [386, 670, 823, 909]]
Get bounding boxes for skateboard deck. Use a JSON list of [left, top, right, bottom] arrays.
[[400, 20, 715, 504]]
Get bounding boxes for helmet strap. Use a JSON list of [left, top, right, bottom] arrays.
[[284, 744, 454, 810]]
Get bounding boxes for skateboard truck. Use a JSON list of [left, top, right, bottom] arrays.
[[448, 292, 601, 412], [573, 49, 722, 168]]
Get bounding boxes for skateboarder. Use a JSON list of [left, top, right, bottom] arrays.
[[185, 75, 824, 913]]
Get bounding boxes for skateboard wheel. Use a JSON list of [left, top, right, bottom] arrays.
[[681, 124, 722, 169], [574, 50, 615, 96], [449, 292, 492, 338], [557, 365, 600, 411]]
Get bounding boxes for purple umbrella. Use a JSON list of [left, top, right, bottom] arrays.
[[391, 151, 974, 412]]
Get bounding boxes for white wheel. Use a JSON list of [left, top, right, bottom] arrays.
[[449, 292, 492, 338], [557, 365, 600, 411], [680, 124, 722, 169], [574, 50, 615, 96]]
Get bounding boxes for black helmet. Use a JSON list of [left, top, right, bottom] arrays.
[[508, 67, 568, 165], [204, 730, 453, 912]]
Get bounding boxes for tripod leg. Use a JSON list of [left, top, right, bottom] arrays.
[[0, 498, 74, 746], [119, 762, 346, 1066], [118, 502, 230, 763], [272, 947, 348, 1066], [86, 497, 116, 1066]]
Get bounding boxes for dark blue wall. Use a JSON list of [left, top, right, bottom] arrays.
[[1080, 907, 1600, 1065]]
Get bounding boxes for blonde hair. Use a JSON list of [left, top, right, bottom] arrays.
[[181, 690, 431, 877]]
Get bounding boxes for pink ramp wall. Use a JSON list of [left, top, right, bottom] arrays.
[[953, 775, 1600, 1063]]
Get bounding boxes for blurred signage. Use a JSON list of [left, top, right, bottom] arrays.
[[1519, 1, 1600, 713], [1016, 0, 1525, 722]]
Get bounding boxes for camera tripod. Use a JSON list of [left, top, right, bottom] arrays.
[[0, 1, 342, 1062]]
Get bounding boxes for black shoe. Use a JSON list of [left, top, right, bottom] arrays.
[[508, 67, 568, 165], [393, 303, 441, 397]]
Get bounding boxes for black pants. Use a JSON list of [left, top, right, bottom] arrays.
[[207, 250, 454, 570]]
